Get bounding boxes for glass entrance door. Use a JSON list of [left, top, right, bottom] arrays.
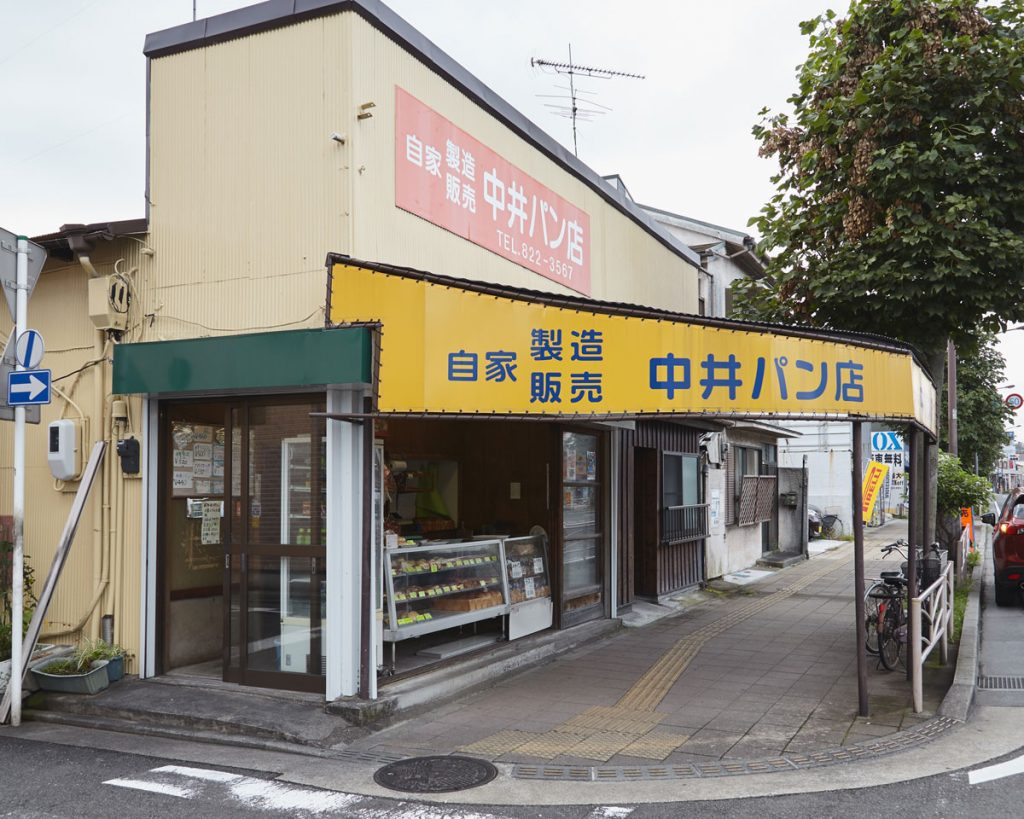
[[224, 398, 327, 692]]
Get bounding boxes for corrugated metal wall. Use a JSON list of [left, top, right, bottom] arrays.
[[347, 15, 697, 309], [0, 240, 145, 664], [148, 16, 353, 342], [148, 12, 698, 322]]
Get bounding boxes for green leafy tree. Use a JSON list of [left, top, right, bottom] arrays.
[[940, 334, 1013, 475], [936, 451, 992, 549], [736, 0, 1024, 364]]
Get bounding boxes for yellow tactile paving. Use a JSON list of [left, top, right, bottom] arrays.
[[618, 731, 692, 760], [514, 732, 591, 760], [560, 706, 665, 735], [565, 732, 638, 762], [459, 730, 540, 757]]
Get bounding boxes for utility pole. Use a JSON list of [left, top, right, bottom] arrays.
[[531, 46, 644, 157], [947, 338, 958, 457], [10, 238, 27, 726], [0, 227, 46, 727]]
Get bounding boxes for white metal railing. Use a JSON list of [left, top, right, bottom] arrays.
[[955, 524, 973, 583], [910, 560, 954, 713]]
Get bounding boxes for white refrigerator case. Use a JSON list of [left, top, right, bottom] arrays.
[[503, 534, 553, 640]]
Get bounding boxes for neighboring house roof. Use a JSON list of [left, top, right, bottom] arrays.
[[32, 219, 149, 262], [719, 419, 802, 440], [618, 193, 767, 281], [143, 0, 702, 271]]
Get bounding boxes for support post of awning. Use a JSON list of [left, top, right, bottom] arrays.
[[852, 420, 869, 717], [906, 428, 921, 684]]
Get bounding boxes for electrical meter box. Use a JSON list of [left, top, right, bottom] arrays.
[[48, 419, 82, 481], [88, 275, 129, 331]]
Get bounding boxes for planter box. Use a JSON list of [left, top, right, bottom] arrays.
[[106, 655, 124, 682], [31, 660, 109, 695]]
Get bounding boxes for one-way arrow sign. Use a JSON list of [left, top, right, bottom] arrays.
[[0, 330, 40, 423], [7, 369, 51, 406]]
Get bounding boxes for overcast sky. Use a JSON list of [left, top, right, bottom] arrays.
[[3, 0, 1022, 425]]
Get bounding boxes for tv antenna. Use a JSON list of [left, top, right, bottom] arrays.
[[531, 44, 644, 157]]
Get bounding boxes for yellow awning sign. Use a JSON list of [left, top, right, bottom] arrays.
[[327, 260, 936, 433]]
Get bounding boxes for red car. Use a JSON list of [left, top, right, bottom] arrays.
[[990, 495, 1024, 607]]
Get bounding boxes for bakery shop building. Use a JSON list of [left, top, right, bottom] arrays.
[[18, 0, 934, 707]]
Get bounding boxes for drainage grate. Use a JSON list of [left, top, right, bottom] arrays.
[[512, 717, 960, 781], [373, 755, 498, 793], [978, 675, 1024, 690]]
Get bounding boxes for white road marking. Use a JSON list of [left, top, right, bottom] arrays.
[[105, 764, 509, 817], [153, 764, 242, 782], [589, 808, 634, 818], [969, 753, 1024, 785], [103, 778, 194, 798]]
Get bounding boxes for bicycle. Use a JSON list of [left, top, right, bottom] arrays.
[[820, 513, 843, 540], [864, 539, 911, 656], [864, 539, 943, 669], [870, 571, 909, 670]]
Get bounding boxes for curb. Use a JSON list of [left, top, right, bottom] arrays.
[[938, 524, 987, 721]]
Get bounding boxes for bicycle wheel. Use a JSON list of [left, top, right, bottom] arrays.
[[864, 582, 883, 654], [878, 602, 904, 671], [822, 515, 843, 539]]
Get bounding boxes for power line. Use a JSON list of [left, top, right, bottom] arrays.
[[0, 0, 103, 70]]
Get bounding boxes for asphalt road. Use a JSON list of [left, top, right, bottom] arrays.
[[1, 734, 1023, 818]]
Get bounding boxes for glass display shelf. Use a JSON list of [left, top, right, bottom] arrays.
[[384, 539, 510, 641]]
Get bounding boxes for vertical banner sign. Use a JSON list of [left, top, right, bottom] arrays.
[[862, 461, 889, 522], [395, 87, 592, 295], [960, 507, 975, 549]]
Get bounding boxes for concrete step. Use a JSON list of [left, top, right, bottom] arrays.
[[22, 708, 340, 758], [758, 550, 806, 568]]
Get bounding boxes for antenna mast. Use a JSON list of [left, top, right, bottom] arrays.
[[531, 44, 644, 157]]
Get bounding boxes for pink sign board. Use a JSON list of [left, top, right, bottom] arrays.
[[395, 86, 592, 295]]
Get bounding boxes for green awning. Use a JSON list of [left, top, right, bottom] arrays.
[[112, 328, 372, 394]]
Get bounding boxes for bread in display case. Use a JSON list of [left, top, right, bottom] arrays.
[[384, 539, 510, 641], [503, 533, 554, 639]]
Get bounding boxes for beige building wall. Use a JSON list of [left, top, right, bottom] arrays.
[[147, 17, 354, 342], [146, 11, 698, 328], [0, 241, 145, 666]]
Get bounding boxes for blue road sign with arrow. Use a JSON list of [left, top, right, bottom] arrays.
[[7, 369, 51, 406]]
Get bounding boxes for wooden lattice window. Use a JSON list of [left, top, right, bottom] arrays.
[[737, 475, 776, 526]]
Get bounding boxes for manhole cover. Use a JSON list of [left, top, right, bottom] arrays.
[[373, 755, 498, 793]]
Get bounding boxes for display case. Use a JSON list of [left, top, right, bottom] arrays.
[[384, 539, 509, 641], [279, 558, 325, 674], [503, 533, 553, 639], [280, 435, 326, 546]]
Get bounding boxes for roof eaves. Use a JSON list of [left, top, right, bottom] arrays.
[[638, 202, 753, 244]]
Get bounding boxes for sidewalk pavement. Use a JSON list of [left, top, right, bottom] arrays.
[[12, 518, 967, 800], [349, 519, 951, 770]]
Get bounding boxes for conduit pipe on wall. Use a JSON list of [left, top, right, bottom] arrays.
[[40, 298, 111, 640]]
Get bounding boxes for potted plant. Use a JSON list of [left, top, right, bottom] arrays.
[[31, 657, 110, 695], [74, 639, 128, 682]]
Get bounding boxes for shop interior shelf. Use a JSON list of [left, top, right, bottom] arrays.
[[389, 558, 499, 578], [383, 604, 507, 641], [391, 580, 502, 603]]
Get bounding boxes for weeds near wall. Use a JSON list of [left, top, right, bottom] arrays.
[[0, 540, 36, 663]]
